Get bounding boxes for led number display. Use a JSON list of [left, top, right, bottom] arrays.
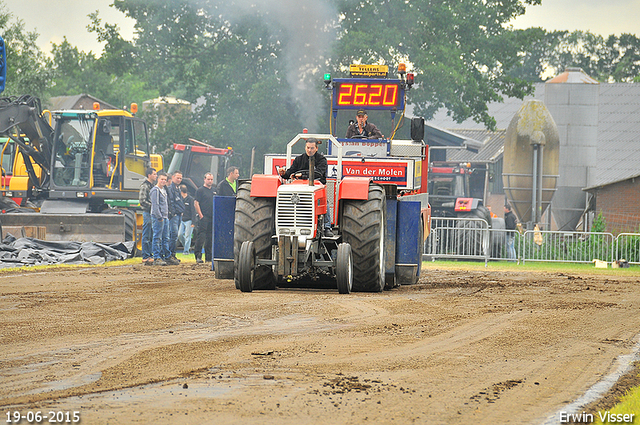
[[335, 82, 400, 108]]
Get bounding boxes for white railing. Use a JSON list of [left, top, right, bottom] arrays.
[[519, 230, 615, 264], [487, 228, 519, 262], [614, 233, 640, 265], [423, 224, 638, 266], [425, 217, 490, 264]]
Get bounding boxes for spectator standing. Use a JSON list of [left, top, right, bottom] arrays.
[[504, 204, 517, 261], [216, 166, 239, 196], [167, 171, 184, 262], [150, 171, 176, 266], [194, 172, 216, 264], [139, 167, 157, 265], [177, 184, 196, 255]]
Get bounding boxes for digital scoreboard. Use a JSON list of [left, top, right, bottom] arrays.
[[332, 78, 405, 111]]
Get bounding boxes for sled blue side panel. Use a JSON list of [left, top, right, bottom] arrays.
[[212, 196, 236, 278], [384, 198, 398, 288], [396, 200, 421, 284]]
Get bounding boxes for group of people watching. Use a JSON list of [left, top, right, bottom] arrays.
[[139, 166, 240, 266], [136, 109, 382, 265]]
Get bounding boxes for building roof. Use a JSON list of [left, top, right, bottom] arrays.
[[427, 84, 543, 130], [425, 82, 640, 188], [47, 94, 118, 111], [547, 67, 599, 84], [446, 129, 506, 163], [425, 124, 483, 152]]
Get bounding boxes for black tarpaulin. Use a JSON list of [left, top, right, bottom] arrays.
[[0, 234, 135, 268]]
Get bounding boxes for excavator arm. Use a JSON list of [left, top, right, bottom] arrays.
[[0, 95, 54, 192]]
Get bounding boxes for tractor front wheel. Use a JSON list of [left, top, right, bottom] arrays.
[[238, 241, 256, 293], [336, 243, 353, 294]]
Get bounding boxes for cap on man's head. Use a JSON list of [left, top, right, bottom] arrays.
[[356, 109, 367, 116]]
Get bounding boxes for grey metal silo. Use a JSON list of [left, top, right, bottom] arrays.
[[503, 100, 560, 226], [544, 68, 599, 231]]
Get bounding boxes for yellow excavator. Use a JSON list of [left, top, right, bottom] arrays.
[[0, 95, 162, 247]]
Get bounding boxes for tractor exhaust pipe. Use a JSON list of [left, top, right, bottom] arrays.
[[309, 153, 315, 186]]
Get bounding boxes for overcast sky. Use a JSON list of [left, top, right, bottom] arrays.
[[512, 0, 640, 35], [3, 0, 640, 56], [3, 0, 135, 55]]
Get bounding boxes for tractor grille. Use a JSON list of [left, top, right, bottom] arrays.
[[276, 192, 315, 230]]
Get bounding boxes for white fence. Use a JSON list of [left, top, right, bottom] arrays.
[[425, 217, 490, 264], [614, 233, 640, 265], [423, 220, 640, 265], [519, 230, 615, 264]]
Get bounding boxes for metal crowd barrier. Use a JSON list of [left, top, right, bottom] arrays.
[[487, 228, 519, 262], [424, 217, 490, 264], [614, 233, 640, 265], [519, 230, 615, 264], [423, 219, 640, 266]]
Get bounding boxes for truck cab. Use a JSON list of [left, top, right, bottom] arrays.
[[167, 141, 236, 195]]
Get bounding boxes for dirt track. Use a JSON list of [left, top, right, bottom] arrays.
[[1, 262, 640, 424]]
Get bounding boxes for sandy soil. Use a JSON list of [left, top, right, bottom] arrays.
[[1, 262, 640, 424]]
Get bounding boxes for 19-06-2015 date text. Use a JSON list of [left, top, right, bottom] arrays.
[[5, 411, 80, 423]]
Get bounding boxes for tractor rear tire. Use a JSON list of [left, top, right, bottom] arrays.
[[238, 241, 256, 293], [336, 243, 353, 294], [341, 183, 385, 292], [234, 182, 276, 290], [456, 206, 491, 257]]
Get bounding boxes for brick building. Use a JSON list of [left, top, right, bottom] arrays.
[[585, 176, 640, 235]]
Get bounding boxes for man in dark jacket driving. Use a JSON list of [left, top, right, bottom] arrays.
[[279, 138, 328, 184], [278, 138, 332, 236]]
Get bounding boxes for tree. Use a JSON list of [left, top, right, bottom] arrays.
[[508, 30, 640, 83], [111, 0, 309, 171], [506, 27, 551, 82], [87, 11, 137, 77], [0, 2, 52, 97], [334, 0, 542, 130], [47, 36, 158, 110]]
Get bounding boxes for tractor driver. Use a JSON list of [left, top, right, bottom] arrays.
[[278, 138, 333, 237], [345, 109, 383, 139]]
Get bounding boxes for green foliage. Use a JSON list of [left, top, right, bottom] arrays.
[[6, 0, 640, 172], [422, 259, 640, 275], [0, 2, 53, 97], [334, 0, 542, 130], [110, 0, 313, 174], [592, 211, 607, 233], [139, 105, 198, 154], [506, 27, 553, 82], [509, 30, 640, 83], [592, 381, 640, 425], [86, 11, 137, 77], [47, 34, 158, 110]]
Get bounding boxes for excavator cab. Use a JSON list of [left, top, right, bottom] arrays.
[[51, 112, 94, 188], [48, 110, 154, 209]]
